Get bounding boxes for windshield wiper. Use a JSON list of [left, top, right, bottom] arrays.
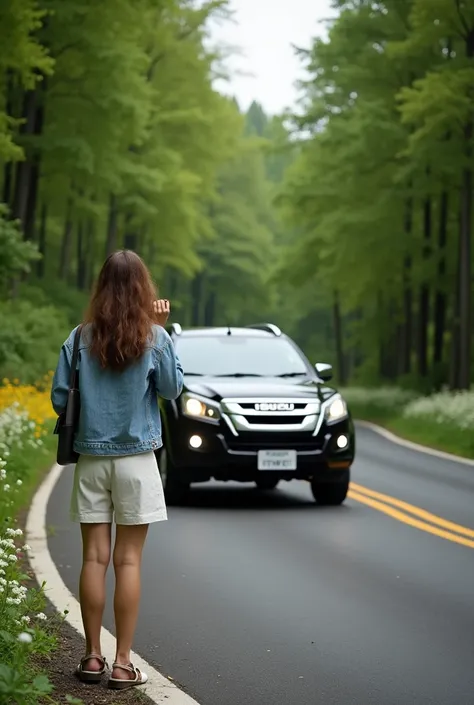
[[276, 372, 309, 378], [214, 373, 263, 378]]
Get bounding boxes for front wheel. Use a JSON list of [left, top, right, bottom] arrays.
[[159, 446, 190, 506], [311, 473, 349, 506]]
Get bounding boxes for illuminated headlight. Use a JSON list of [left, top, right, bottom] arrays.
[[181, 393, 221, 424], [325, 395, 348, 424]]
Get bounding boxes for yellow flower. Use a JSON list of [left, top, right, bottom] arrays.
[[0, 374, 56, 431]]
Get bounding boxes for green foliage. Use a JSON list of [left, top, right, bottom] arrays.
[[0, 301, 68, 382], [278, 0, 474, 389], [0, 207, 39, 292], [0, 428, 63, 705], [0, 0, 53, 162]]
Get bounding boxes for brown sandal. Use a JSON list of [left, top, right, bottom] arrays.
[[75, 653, 107, 683], [108, 662, 149, 690]]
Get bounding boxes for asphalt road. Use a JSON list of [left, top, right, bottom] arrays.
[[47, 425, 474, 705]]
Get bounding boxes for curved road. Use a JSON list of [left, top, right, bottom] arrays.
[[47, 426, 474, 705]]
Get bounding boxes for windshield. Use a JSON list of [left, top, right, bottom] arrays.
[[175, 335, 310, 377]]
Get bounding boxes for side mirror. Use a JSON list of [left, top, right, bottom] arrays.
[[315, 362, 333, 381]]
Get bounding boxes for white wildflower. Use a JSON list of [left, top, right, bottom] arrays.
[[1, 542, 11, 552], [21, 616, 31, 624], [404, 389, 474, 430], [36, 613, 47, 621], [16, 479, 22, 487], [22, 544, 31, 552], [7, 554, 18, 562], [341, 386, 419, 411], [15, 529, 23, 537], [3, 484, 10, 492], [18, 632, 33, 644]]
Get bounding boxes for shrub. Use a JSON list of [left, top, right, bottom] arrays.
[[403, 389, 474, 430], [0, 205, 39, 294], [0, 301, 68, 384], [0, 378, 69, 705], [340, 386, 420, 415]]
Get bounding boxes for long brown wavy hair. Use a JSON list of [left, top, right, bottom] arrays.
[[85, 250, 157, 370]]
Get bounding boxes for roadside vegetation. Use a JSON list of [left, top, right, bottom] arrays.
[[0, 380, 74, 704], [342, 387, 474, 459]]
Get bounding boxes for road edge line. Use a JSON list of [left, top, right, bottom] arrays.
[[356, 420, 474, 468], [25, 462, 202, 705]]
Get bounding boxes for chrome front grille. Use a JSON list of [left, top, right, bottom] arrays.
[[221, 398, 321, 435]]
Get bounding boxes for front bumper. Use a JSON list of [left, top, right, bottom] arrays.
[[164, 414, 354, 484]]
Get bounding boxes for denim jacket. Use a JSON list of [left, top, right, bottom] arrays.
[[51, 324, 183, 456]]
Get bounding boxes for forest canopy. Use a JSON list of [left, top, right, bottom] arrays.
[[1, 0, 473, 392]]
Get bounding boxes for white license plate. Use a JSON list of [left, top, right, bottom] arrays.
[[258, 449, 297, 471]]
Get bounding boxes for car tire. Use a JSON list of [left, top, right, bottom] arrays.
[[311, 473, 349, 506], [255, 478, 280, 491], [159, 446, 190, 506]]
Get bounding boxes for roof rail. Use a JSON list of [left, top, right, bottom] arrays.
[[246, 323, 281, 337], [168, 322, 182, 336]]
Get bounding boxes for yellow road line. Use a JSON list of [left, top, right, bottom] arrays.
[[348, 490, 474, 550], [350, 482, 474, 539]]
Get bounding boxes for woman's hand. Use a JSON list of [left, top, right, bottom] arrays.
[[153, 299, 170, 327]]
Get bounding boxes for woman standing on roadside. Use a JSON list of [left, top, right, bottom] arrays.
[[51, 250, 183, 691]]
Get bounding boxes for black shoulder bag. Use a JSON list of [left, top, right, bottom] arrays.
[[54, 325, 83, 466]]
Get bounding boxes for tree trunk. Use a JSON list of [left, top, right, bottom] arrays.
[[23, 161, 40, 241], [333, 289, 346, 385], [433, 191, 448, 369], [84, 219, 95, 291], [400, 197, 413, 376], [123, 213, 137, 251], [11, 85, 44, 230], [105, 194, 118, 256], [77, 221, 88, 290], [124, 233, 137, 250], [36, 203, 47, 278], [417, 196, 431, 378], [457, 29, 474, 388], [384, 301, 398, 381], [204, 290, 216, 326], [401, 256, 413, 375], [449, 218, 462, 390], [59, 198, 74, 279], [191, 274, 204, 326]]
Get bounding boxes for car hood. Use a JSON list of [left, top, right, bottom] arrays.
[[184, 376, 337, 402]]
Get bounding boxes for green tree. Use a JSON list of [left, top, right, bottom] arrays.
[[278, 0, 474, 390]]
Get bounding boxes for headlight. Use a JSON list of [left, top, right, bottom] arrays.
[[181, 393, 221, 424], [325, 395, 348, 424]]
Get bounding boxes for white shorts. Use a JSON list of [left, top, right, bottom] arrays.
[[70, 452, 167, 525]]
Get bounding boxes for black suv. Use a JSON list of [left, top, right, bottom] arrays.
[[158, 323, 355, 505]]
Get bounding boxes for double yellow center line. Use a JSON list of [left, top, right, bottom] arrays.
[[348, 482, 474, 549]]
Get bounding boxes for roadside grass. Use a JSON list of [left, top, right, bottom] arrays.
[[344, 394, 474, 461], [0, 379, 85, 705]]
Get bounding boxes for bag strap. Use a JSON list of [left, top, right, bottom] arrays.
[[68, 325, 83, 391]]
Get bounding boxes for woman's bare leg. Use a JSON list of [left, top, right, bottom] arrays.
[[112, 524, 149, 679], [79, 523, 112, 670]]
